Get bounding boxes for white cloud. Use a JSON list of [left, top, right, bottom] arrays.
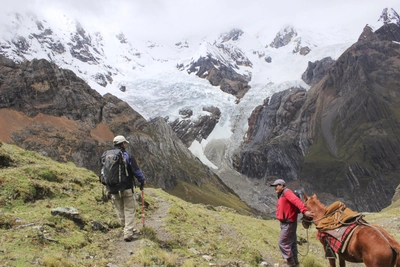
[[1, 0, 400, 42]]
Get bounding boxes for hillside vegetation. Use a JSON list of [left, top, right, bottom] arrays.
[[1, 142, 400, 267]]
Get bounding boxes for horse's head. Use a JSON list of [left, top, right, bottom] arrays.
[[301, 193, 318, 229], [303, 193, 320, 208], [301, 193, 326, 229]]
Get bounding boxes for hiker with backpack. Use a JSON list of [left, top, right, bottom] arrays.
[[101, 135, 146, 242], [270, 178, 314, 267]]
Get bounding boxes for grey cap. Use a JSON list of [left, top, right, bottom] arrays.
[[113, 135, 129, 145], [269, 179, 286, 187]]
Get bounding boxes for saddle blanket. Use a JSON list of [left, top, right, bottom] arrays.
[[317, 223, 358, 253]]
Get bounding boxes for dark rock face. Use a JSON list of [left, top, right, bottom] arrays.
[[358, 25, 375, 42], [270, 27, 311, 56], [0, 55, 227, 192], [235, 23, 400, 212], [169, 106, 221, 147], [270, 27, 297, 48], [69, 23, 100, 64], [0, 56, 104, 122], [186, 56, 251, 99], [374, 23, 400, 42], [235, 88, 308, 180], [298, 46, 311, 56], [302, 57, 335, 86]]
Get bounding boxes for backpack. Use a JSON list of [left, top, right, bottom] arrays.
[[100, 148, 128, 186], [283, 189, 302, 213], [293, 190, 301, 200]]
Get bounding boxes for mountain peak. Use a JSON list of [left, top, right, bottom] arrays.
[[219, 28, 244, 43], [379, 8, 400, 26], [269, 26, 297, 49]]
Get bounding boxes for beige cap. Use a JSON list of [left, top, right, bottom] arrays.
[[113, 135, 129, 145]]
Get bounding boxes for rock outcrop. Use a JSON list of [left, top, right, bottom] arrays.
[[270, 27, 298, 49], [186, 56, 251, 99], [302, 57, 335, 86], [169, 106, 221, 147], [270, 26, 311, 56]]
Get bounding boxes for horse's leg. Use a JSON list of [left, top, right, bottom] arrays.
[[338, 257, 346, 267], [320, 239, 336, 267], [328, 258, 336, 267]]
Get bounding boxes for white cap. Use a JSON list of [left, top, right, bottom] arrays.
[[113, 135, 129, 145]]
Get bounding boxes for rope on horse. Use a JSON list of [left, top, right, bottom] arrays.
[[298, 227, 310, 257]]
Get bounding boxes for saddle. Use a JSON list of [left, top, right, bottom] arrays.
[[317, 223, 358, 255], [316, 201, 364, 256], [316, 201, 361, 231]]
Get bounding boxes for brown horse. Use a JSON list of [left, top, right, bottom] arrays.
[[302, 193, 400, 267]]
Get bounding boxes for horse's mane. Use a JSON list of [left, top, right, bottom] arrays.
[[309, 195, 327, 209]]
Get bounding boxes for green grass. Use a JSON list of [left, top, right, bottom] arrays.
[[1, 142, 400, 266], [167, 181, 253, 216]]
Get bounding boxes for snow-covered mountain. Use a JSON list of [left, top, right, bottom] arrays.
[[0, 10, 359, 148], [1, 7, 399, 211]]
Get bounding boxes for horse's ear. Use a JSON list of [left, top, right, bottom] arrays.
[[303, 193, 308, 202]]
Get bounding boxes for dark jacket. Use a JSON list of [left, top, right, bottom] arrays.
[[276, 188, 307, 223], [106, 145, 145, 194]]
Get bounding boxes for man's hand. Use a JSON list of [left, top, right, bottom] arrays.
[[303, 211, 314, 218], [140, 181, 146, 191]]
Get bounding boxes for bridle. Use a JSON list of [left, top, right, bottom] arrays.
[[301, 198, 314, 228]]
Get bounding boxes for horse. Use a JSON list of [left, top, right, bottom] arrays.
[[302, 193, 400, 267]]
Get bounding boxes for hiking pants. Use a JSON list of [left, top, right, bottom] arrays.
[[279, 221, 298, 259], [111, 189, 137, 239]]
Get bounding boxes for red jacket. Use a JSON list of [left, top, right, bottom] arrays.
[[276, 188, 308, 223]]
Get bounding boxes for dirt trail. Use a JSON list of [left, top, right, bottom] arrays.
[[110, 190, 172, 266]]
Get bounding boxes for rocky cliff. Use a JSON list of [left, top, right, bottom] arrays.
[[0, 55, 248, 210], [235, 20, 400, 212]]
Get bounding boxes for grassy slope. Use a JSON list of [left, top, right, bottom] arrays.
[[1, 142, 399, 266]]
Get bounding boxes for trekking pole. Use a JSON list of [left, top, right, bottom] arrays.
[[141, 189, 145, 228]]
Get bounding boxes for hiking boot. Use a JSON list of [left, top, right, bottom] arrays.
[[281, 257, 297, 267], [293, 255, 300, 267], [124, 235, 134, 242]]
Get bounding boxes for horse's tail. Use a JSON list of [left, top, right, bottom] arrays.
[[390, 247, 398, 267]]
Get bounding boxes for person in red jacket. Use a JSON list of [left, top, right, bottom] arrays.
[[270, 178, 313, 267]]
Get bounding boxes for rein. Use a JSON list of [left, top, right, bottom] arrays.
[[298, 227, 310, 257], [302, 211, 366, 226]]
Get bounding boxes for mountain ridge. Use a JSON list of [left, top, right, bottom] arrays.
[[1, 7, 400, 213], [0, 54, 252, 213]]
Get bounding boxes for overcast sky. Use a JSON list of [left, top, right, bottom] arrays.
[[1, 0, 400, 42]]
